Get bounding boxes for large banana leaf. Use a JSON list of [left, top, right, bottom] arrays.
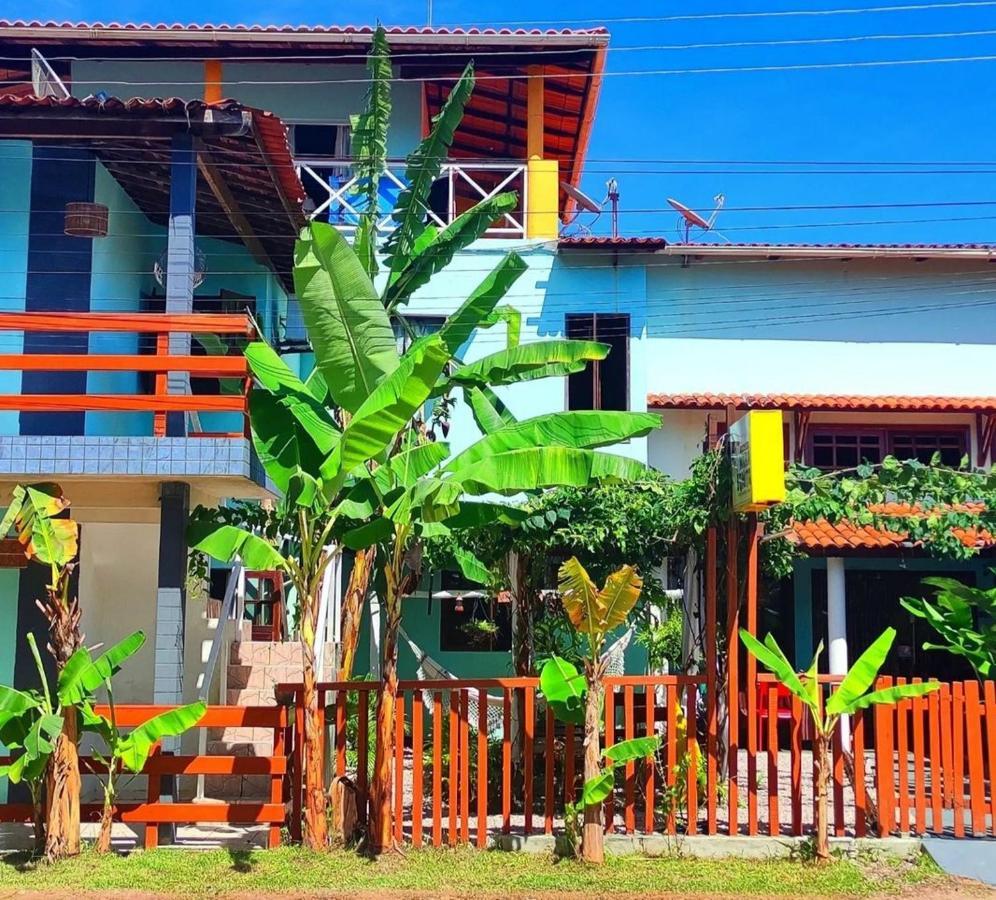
[[446, 340, 609, 389], [0, 684, 38, 731], [436, 253, 527, 356], [450, 446, 650, 496], [452, 546, 490, 585], [826, 627, 896, 715], [342, 516, 393, 552], [739, 630, 813, 714], [244, 343, 339, 456], [294, 223, 399, 413], [558, 557, 602, 636], [539, 655, 587, 726], [386, 194, 519, 308], [333, 335, 451, 480], [188, 523, 286, 572], [383, 63, 474, 282], [844, 680, 940, 713], [604, 736, 660, 766], [444, 411, 660, 471], [598, 565, 643, 632], [464, 385, 516, 434], [8, 485, 78, 567], [382, 442, 450, 490], [350, 25, 391, 219], [117, 700, 207, 773], [57, 631, 146, 707], [249, 388, 331, 495], [581, 770, 616, 807]]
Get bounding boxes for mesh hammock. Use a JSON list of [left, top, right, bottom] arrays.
[[398, 626, 635, 740]]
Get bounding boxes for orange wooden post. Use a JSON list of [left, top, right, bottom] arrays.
[[502, 688, 512, 835], [685, 682, 698, 835], [153, 331, 168, 437], [874, 679, 896, 836], [726, 519, 740, 835], [394, 692, 406, 844], [459, 691, 471, 845], [745, 516, 759, 837], [790, 694, 802, 835], [984, 681, 996, 837], [544, 704, 555, 835], [939, 683, 954, 807], [952, 682, 965, 838], [448, 690, 459, 846], [477, 691, 489, 849], [357, 691, 370, 826], [911, 685, 927, 836], [964, 680, 986, 836], [603, 684, 615, 833], [705, 527, 718, 835], [565, 723, 577, 811], [832, 718, 845, 837], [524, 685, 535, 836], [412, 691, 424, 848], [335, 690, 347, 778], [269, 707, 286, 848], [145, 744, 161, 849], [644, 683, 656, 834], [853, 709, 867, 838], [928, 687, 943, 834], [895, 682, 910, 835], [624, 685, 636, 834], [665, 683, 677, 835], [292, 695, 304, 842], [766, 685, 779, 836], [432, 692, 443, 848]]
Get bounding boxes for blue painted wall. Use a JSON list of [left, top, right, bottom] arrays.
[[0, 142, 31, 436]]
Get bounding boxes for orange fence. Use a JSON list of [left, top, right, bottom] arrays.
[[0, 704, 287, 847], [278, 675, 995, 843], [0, 311, 253, 437]]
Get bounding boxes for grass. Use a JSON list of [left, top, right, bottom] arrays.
[[0, 845, 957, 898]]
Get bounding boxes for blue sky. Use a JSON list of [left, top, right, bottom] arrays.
[[12, 0, 996, 242]]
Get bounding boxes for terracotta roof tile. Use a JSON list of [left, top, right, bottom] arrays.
[[647, 393, 996, 414]]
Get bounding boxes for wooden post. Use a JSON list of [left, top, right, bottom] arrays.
[[705, 527, 718, 834], [204, 60, 223, 104], [745, 514, 759, 836], [726, 518, 739, 835]]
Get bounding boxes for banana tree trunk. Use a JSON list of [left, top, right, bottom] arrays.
[[31, 790, 44, 856], [95, 793, 114, 854], [300, 591, 328, 850], [45, 711, 80, 861], [814, 730, 830, 863], [582, 675, 605, 864], [370, 574, 401, 853], [338, 547, 374, 681]]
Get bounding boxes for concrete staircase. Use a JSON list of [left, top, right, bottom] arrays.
[[204, 640, 334, 799]]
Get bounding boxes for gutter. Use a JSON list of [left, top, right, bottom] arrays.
[[659, 244, 996, 262]]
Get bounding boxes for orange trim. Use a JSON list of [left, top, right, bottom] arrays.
[[565, 43, 606, 217], [0, 311, 252, 334], [648, 391, 996, 414], [0, 353, 247, 374], [0, 394, 245, 413], [204, 59, 223, 104]]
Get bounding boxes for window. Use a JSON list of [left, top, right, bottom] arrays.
[[393, 315, 446, 353], [291, 123, 352, 223], [438, 571, 512, 652], [565, 313, 629, 411], [291, 123, 351, 160], [808, 426, 969, 470]]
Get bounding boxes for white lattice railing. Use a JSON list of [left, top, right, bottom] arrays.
[[294, 158, 527, 238]]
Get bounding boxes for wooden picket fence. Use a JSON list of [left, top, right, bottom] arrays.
[[279, 675, 995, 843], [0, 704, 287, 847]]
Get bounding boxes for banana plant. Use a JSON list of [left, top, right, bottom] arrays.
[[74, 631, 205, 853], [537, 558, 647, 863], [740, 627, 939, 862], [0, 483, 82, 860]]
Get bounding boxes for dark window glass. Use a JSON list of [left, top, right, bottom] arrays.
[[810, 431, 882, 471], [890, 431, 967, 466], [565, 313, 629, 411]]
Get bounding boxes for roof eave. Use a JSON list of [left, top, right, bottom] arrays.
[[660, 244, 996, 261]]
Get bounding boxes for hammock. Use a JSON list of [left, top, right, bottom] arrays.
[[398, 625, 636, 739]]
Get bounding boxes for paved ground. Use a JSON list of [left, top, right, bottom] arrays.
[[923, 836, 996, 886]]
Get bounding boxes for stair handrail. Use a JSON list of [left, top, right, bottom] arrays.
[[199, 559, 244, 703]]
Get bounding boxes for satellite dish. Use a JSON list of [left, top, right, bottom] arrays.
[[562, 181, 601, 215], [560, 180, 621, 237], [31, 49, 70, 100], [667, 194, 726, 243]]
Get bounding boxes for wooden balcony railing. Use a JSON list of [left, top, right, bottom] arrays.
[[0, 312, 253, 438]]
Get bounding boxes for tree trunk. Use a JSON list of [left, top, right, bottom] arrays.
[[582, 677, 605, 864], [44, 710, 80, 861], [31, 790, 44, 856], [814, 731, 830, 863], [338, 547, 374, 681], [370, 579, 401, 853], [95, 797, 114, 854], [300, 590, 328, 851]]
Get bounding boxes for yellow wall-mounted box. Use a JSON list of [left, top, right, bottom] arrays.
[[728, 410, 786, 513]]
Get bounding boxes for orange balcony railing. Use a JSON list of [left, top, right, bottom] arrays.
[[0, 311, 254, 438]]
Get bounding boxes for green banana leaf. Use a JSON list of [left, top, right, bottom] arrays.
[[446, 340, 609, 389], [386, 194, 519, 307], [449, 446, 650, 496], [436, 254, 527, 356], [452, 547, 491, 585], [294, 223, 399, 413], [117, 701, 207, 773], [740, 630, 814, 715], [826, 627, 896, 715], [539, 656, 587, 726], [604, 736, 661, 766], [464, 385, 516, 434], [342, 517, 394, 551], [57, 631, 146, 707], [581, 770, 616, 807], [350, 25, 391, 220], [840, 680, 940, 713], [383, 62, 475, 284], [0, 684, 39, 731], [187, 523, 286, 572], [248, 388, 331, 495], [444, 411, 661, 471]]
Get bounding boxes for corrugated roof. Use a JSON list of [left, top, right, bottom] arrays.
[[647, 393, 996, 413], [788, 502, 993, 552]]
